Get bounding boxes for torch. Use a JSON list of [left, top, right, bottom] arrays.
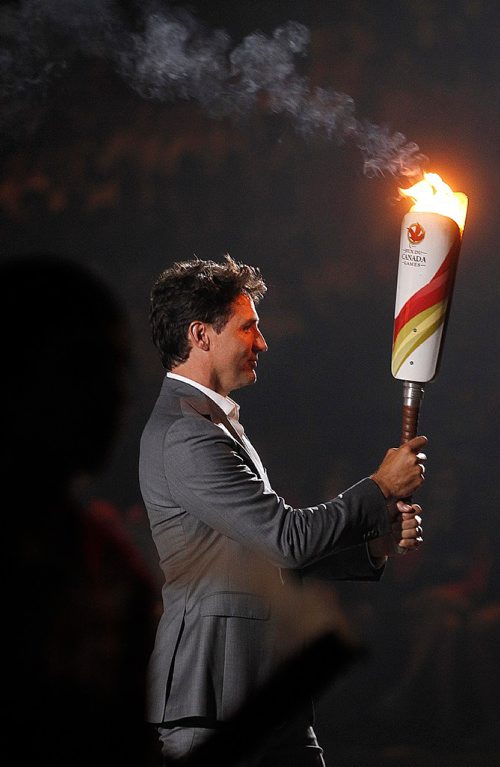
[[391, 173, 468, 447]]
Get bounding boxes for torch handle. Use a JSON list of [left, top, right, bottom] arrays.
[[400, 381, 425, 447], [401, 403, 421, 444], [394, 382, 425, 555], [399, 381, 425, 511]]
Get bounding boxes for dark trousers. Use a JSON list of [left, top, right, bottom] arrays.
[[158, 722, 326, 766]]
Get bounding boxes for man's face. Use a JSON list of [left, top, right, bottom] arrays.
[[207, 293, 268, 396]]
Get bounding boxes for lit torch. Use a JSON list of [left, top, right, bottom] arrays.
[[392, 173, 468, 445]]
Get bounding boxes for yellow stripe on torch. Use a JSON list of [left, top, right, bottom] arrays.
[[394, 300, 448, 348], [392, 299, 448, 375]]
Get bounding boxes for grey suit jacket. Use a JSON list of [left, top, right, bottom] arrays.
[[139, 376, 390, 724]]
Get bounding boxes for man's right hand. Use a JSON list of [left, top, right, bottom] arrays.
[[370, 435, 428, 501]]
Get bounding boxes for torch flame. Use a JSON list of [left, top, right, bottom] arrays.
[[399, 172, 468, 233]]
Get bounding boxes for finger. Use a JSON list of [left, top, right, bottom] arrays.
[[400, 536, 417, 545], [401, 513, 422, 523], [396, 500, 413, 513], [400, 525, 423, 538], [399, 527, 424, 548], [397, 537, 421, 551], [400, 516, 422, 529], [416, 452, 427, 462], [397, 519, 416, 533], [406, 435, 428, 451], [395, 514, 423, 532], [400, 518, 424, 536], [403, 514, 422, 526], [397, 500, 422, 516]]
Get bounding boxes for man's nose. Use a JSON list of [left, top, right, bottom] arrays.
[[254, 330, 268, 352]]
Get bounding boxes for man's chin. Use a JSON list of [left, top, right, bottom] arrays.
[[233, 371, 257, 391]]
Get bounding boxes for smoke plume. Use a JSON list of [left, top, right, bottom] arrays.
[[0, 0, 427, 177]]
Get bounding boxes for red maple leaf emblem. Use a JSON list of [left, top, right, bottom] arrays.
[[407, 222, 425, 244]]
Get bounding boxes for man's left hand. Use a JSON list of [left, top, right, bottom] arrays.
[[369, 501, 423, 559]]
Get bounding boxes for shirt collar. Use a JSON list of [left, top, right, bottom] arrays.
[[167, 372, 240, 421]]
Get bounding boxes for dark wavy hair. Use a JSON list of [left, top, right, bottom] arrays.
[[150, 254, 267, 370]]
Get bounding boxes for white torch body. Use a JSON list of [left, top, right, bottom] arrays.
[[392, 210, 462, 384]]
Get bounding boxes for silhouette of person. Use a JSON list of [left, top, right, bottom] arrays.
[[2, 254, 158, 767]]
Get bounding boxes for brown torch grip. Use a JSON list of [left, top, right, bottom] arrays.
[[399, 382, 425, 508], [401, 403, 421, 445], [400, 382, 425, 445]]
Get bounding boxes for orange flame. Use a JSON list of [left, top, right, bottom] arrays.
[[399, 172, 468, 233]]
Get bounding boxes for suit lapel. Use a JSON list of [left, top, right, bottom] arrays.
[[162, 377, 260, 472]]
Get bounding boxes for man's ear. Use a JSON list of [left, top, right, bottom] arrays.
[[188, 321, 210, 351]]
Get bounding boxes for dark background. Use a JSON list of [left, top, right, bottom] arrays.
[[1, 2, 499, 765]]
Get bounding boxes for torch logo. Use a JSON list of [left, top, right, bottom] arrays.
[[407, 222, 426, 244]]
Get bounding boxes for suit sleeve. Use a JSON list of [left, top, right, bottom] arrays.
[[162, 414, 390, 570], [299, 543, 386, 582]]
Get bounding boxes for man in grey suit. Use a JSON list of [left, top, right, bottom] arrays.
[[139, 255, 426, 766]]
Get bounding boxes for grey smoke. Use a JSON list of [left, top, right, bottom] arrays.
[[0, 0, 427, 177]]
